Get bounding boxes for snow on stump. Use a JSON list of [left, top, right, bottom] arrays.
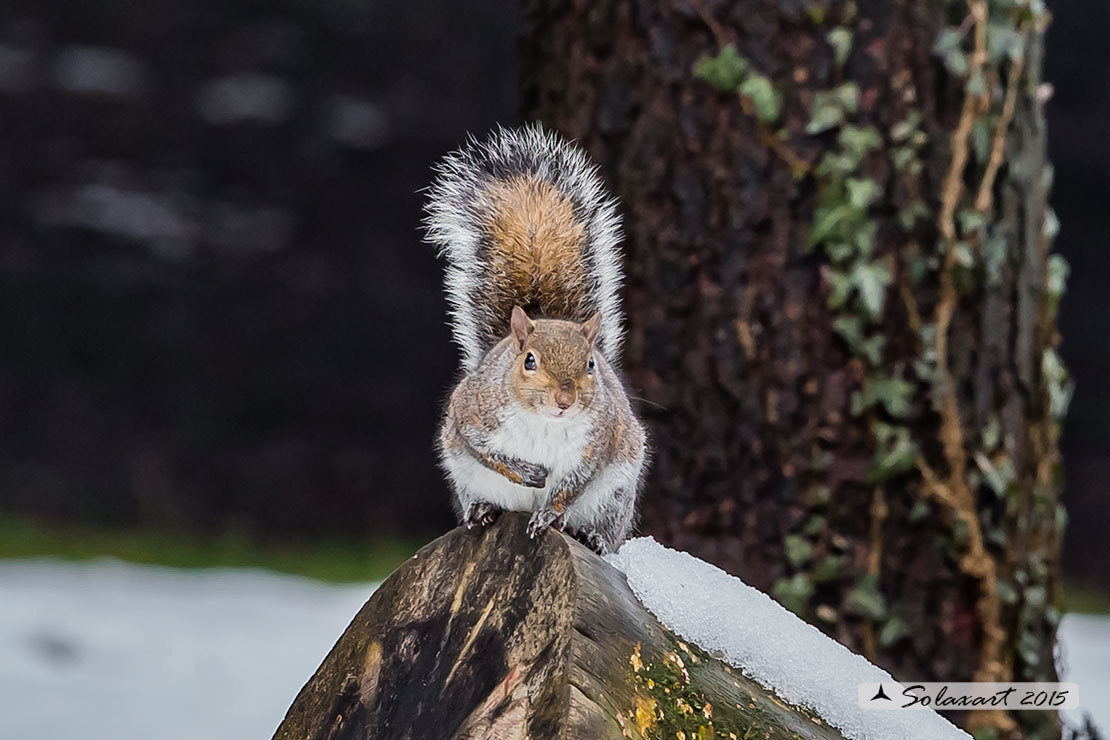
[[272, 512, 847, 740]]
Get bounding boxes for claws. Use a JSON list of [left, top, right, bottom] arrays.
[[569, 528, 609, 555], [464, 501, 502, 529], [527, 508, 564, 539]]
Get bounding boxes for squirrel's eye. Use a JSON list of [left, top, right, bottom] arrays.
[[524, 352, 537, 371], [587, 356, 595, 374]]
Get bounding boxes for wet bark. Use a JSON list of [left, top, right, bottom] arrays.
[[272, 513, 847, 740], [522, 2, 1066, 737]]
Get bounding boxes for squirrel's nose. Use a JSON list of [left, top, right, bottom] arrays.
[[555, 387, 575, 409]]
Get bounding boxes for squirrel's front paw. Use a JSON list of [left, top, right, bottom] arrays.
[[464, 501, 502, 529], [527, 508, 564, 539], [518, 462, 548, 489]]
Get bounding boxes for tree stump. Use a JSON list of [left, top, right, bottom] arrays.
[[272, 513, 846, 740]]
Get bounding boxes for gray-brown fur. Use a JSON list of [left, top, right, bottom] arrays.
[[427, 128, 647, 554], [423, 126, 626, 373], [439, 312, 646, 553]]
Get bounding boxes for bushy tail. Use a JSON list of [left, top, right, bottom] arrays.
[[423, 124, 625, 372]]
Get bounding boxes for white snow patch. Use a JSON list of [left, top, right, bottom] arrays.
[[0, 558, 375, 740], [1058, 613, 1110, 731], [607, 537, 970, 740]]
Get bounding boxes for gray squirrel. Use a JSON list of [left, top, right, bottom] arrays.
[[423, 125, 648, 554]]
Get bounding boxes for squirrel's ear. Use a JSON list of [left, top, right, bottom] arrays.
[[510, 306, 535, 350], [581, 312, 601, 346]]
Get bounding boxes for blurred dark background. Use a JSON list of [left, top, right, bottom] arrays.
[[0, 1, 1105, 585]]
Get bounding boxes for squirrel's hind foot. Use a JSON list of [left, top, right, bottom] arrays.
[[568, 528, 610, 555], [464, 501, 503, 529]]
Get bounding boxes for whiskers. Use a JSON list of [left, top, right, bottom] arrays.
[[628, 394, 667, 412]]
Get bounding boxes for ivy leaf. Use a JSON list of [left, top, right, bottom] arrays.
[[812, 554, 846, 582], [815, 151, 856, 178], [933, 27, 969, 77], [845, 574, 887, 620], [892, 146, 916, 172], [1018, 631, 1044, 669], [1045, 207, 1060, 240], [833, 316, 885, 365], [833, 314, 862, 344], [1046, 253, 1069, 299], [1055, 503, 1069, 538], [802, 515, 827, 536], [740, 74, 783, 123], [977, 452, 1016, 497], [695, 44, 749, 93], [952, 241, 975, 268], [853, 221, 877, 257], [967, 71, 986, 97], [933, 27, 964, 56], [898, 201, 930, 231], [811, 204, 853, 245], [853, 260, 891, 319], [825, 268, 853, 308], [808, 85, 858, 134], [832, 82, 860, 113], [852, 376, 916, 418], [846, 177, 882, 209], [1042, 348, 1074, 419], [865, 422, 919, 483], [971, 119, 991, 162], [943, 48, 968, 77], [957, 209, 987, 235], [784, 535, 814, 567], [981, 416, 1001, 451], [1042, 162, 1056, 189], [997, 579, 1020, 605], [772, 574, 814, 616], [805, 485, 832, 507], [807, 103, 844, 134], [879, 616, 910, 647], [826, 27, 853, 67], [987, 23, 1026, 62], [825, 240, 857, 265], [839, 125, 881, 159], [890, 112, 922, 142], [860, 336, 885, 366]]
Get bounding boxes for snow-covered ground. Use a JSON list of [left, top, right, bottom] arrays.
[[1059, 612, 1110, 730], [0, 557, 1104, 740], [0, 559, 374, 740]]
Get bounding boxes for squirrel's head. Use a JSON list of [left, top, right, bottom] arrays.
[[508, 306, 600, 421]]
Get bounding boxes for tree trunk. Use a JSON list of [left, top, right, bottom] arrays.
[[272, 513, 848, 740], [522, 1, 1066, 738]]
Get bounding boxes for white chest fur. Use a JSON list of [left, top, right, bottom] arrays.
[[443, 404, 594, 514], [488, 406, 593, 480]]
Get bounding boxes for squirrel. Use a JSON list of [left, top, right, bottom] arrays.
[[423, 125, 648, 555]]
